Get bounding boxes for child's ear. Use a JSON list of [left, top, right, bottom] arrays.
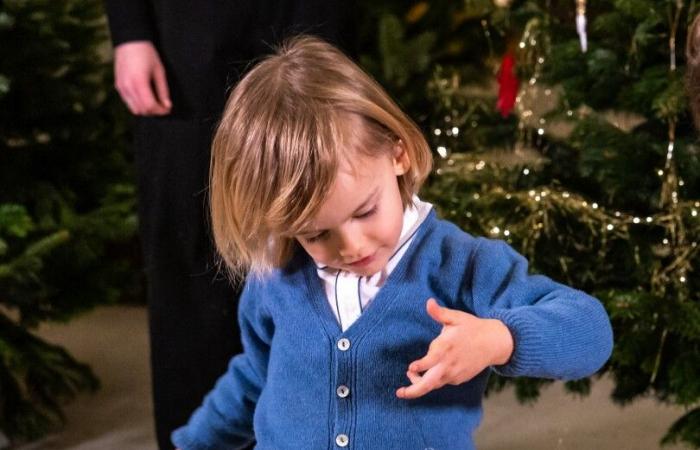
[[393, 140, 411, 176]]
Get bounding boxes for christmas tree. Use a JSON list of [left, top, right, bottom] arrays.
[[0, 0, 138, 442], [359, 0, 700, 447]]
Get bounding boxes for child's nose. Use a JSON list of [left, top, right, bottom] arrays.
[[336, 228, 363, 258]]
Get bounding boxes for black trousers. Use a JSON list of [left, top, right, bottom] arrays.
[[134, 116, 243, 449]]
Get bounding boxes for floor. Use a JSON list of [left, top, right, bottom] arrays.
[[11, 305, 692, 450]]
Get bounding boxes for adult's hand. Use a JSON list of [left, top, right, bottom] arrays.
[[114, 41, 172, 116]]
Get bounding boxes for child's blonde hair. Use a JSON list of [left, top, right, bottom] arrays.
[[210, 35, 433, 279]]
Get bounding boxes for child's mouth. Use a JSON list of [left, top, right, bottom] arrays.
[[348, 252, 375, 268]]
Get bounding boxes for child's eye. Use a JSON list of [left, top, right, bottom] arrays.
[[306, 230, 329, 243], [356, 206, 377, 219]]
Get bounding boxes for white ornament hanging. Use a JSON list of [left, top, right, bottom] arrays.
[[576, 0, 587, 52]]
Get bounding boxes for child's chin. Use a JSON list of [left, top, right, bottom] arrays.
[[347, 261, 385, 277]]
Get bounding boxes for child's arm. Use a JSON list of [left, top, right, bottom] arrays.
[[171, 278, 273, 450], [398, 237, 613, 399]]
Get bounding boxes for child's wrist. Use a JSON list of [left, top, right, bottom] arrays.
[[487, 319, 514, 366]]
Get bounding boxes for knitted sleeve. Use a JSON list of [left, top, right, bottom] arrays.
[[464, 237, 613, 380], [171, 277, 273, 450]]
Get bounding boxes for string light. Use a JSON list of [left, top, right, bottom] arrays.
[[429, 6, 697, 297]]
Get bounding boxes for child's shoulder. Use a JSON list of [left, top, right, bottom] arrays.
[[421, 213, 481, 254], [419, 213, 524, 271]]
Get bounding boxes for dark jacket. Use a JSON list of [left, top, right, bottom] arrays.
[[104, 0, 355, 118]]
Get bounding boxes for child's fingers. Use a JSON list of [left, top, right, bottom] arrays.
[[406, 369, 421, 385], [425, 298, 460, 326], [408, 345, 442, 373], [396, 364, 445, 399]]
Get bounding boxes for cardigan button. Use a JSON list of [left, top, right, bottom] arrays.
[[335, 433, 349, 447], [337, 338, 351, 351], [336, 385, 350, 398]]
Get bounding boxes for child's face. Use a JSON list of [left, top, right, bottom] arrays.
[[296, 146, 410, 277]]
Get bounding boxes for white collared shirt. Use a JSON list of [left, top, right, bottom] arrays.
[[315, 196, 433, 331]]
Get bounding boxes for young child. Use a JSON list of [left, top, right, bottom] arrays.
[[172, 36, 613, 450]]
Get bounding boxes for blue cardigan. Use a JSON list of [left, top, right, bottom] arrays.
[[172, 210, 613, 449]]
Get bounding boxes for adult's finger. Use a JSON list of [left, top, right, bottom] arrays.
[[152, 65, 172, 111], [117, 85, 140, 115], [134, 77, 167, 115]]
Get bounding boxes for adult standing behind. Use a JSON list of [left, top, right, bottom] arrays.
[[102, 1, 354, 448]]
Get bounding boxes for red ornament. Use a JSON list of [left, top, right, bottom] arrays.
[[496, 51, 519, 117]]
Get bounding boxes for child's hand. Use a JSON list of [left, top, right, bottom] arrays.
[[396, 298, 514, 400]]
